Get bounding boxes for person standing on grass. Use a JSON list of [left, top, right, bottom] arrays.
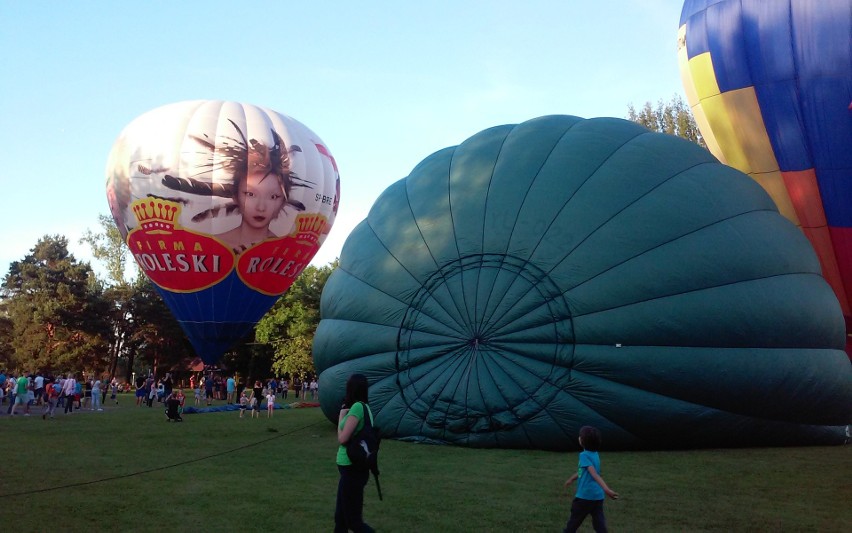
[[10, 373, 31, 416], [75, 379, 83, 410], [63, 373, 77, 414], [83, 378, 92, 409], [266, 389, 275, 418], [92, 378, 102, 411], [135, 376, 145, 406], [42, 378, 60, 419], [5, 373, 16, 413], [148, 380, 157, 407], [268, 377, 278, 400], [563, 425, 619, 533], [193, 381, 201, 405], [34, 372, 44, 406], [239, 391, 248, 418], [334, 373, 375, 533], [0, 369, 6, 406], [226, 375, 236, 404], [251, 380, 263, 418], [204, 374, 214, 406]]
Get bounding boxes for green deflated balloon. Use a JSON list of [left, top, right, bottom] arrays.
[[315, 115, 851, 450]]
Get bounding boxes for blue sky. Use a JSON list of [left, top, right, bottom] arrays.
[[0, 0, 686, 279]]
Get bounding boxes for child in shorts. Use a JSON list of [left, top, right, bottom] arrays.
[[239, 391, 248, 418], [266, 390, 275, 418], [250, 395, 259, 418]]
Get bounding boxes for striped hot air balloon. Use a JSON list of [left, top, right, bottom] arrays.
[[678, 0, 852, 354]]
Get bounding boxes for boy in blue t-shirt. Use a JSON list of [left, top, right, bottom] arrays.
[[563, 426, 619, 532]]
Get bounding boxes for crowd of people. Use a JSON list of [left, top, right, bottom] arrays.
[[1, 369, 320, 420], [181, 373, 319, 407], [0, 370, 120, 418]]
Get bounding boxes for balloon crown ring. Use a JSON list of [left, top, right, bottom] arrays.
[[132, 199, 181, 230]]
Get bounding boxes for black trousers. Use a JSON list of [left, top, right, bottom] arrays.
[[564, 497, 607, 533], [334, 465, 374, 533]]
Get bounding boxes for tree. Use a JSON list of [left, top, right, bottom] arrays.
[[627, 94, 706, 148], [1, 235, 110, 373], [80, 214, 140, 382], [255, 262, 336, 377]]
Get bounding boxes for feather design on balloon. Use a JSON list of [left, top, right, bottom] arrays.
[[162, 175, 234, 198], [191, 202, 241, 223], [161, 120, 312, 218]]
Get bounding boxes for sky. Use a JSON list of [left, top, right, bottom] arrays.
[[0, 0, 688, 279]]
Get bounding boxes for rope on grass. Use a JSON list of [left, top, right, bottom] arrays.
[[0, 419, 325, 498]]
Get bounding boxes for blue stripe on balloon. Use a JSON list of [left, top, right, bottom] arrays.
[[816, 167, 852, 228], [752, 79, 810, 171], [703, 0, 752, 92], [156, 270, 280, 363], [680, 0, 725, 27]]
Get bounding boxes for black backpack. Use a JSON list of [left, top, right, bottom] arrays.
[[346, 402, 382, 499]]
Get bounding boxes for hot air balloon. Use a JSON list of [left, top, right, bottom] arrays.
[[313, 115, 851, 450], [106, 100, 339, 364], [678, 0, 852, 354]]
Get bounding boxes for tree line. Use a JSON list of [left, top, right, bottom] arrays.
[[0, 215, 335, 384]]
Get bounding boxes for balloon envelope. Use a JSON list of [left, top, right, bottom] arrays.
[[314, 115, 851, 450], [678, 0, 852, 352], [106, 100, 339, 363]]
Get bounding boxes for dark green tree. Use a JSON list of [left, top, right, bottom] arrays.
[[255, 262, 336, 377], [1, 235, 110, 374], [627, 94, 706, 148]]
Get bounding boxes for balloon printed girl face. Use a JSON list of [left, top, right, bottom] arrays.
[[237, 169, 287, 231]]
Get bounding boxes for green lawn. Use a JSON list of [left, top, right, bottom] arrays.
[[1, 395, 849, 532]]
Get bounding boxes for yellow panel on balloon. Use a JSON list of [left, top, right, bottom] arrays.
[[677, 25, 700, 104], [716, 88, 779, 175], [686, 52, 721, 101], [677, 35, 725, 160], [696, 93, 751, 170]]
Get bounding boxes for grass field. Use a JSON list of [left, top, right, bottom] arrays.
[[0, 394, 849, 532]]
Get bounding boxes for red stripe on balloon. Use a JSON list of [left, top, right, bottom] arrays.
[[827, 226, 852, 322], [782, 169, 826, 229]]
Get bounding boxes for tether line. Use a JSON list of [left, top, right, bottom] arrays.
[[1, 419, 325, 498]]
